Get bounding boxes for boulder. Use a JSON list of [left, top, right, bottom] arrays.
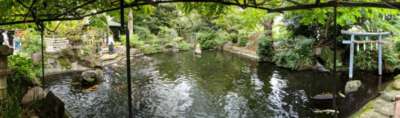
[[194, 43, 202, 55], [393, 79, 400, 90], [21, 86, 48, 106], [81, 69, 103, 86], [345, 80, 362, 94], [314, 62, 329, 72], [38, 92, 66, 118]]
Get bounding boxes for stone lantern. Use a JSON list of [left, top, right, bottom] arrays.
[[0, 45, 13, 100]]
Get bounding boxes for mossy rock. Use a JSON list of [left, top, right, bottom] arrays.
[[380, 91, 400, 102], [392, 79, 400, 90], [394, 74, 400, 80], [80, 69, 103, 87], [357, 111, 388, 118], [373, 99, 394, 117], [345, 80, 362, 94]]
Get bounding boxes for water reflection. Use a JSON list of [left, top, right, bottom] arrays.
[[45, 51, 389, 118]]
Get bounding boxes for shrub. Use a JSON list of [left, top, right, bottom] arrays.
[[140, 44, 161, 54], [196, 29, 229, 50], [272, 36, 314, 70], [0, 94, 22, 118], [21, 30, 41, 55], [355, 50, 378, 71], [257, 35, 273, 61], [229, 33, 239, 43], [8, 54, 39, 82], [238, 38, 248, 47], [196, 30, 218, 50], [134, 26, 154, 40], [2, 55, 37, 118], [178, 42, 192, 50], [121, 34, 145, 48], [395, 40, 400, 52], [355, 39, 400, 71]]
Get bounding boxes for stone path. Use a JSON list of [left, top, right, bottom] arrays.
[[353, 75, 400, 118]]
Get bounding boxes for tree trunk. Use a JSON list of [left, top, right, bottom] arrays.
[[263, 19, 274, 49], [128, 9, 134, 37]]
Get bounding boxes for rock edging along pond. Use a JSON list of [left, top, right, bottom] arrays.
[[351, 74, 400, 118], [222, 43, 260, 61]]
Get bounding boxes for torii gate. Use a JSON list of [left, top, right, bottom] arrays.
[[341, 30, 390, 79]]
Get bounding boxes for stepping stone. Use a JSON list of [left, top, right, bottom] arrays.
[[374, 99, 394, 117], [380, 91, 400, 102], [359, 111, 389, 118]]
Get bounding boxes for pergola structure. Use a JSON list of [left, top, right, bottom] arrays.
[[0, 0, 399, 117]]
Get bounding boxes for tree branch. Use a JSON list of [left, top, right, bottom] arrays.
[[2, 0, 400, 26], [286, 0, 301, 5], [269, 1, 400, 12]]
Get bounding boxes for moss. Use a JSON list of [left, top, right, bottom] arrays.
[[350, 99, 376, 118]]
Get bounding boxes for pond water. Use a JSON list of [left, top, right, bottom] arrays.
[[45, 51, 391, 118]]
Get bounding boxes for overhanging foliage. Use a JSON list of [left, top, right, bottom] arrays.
[[0, 0, 399, 26]]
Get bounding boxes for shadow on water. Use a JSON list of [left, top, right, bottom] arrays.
[[45, 51, 393, 118]]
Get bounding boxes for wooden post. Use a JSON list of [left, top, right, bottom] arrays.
[[120, 0, 133, 117], [349, 34, 355, 79], [332, 4, 338, 117], [40, 24, 45, 82]]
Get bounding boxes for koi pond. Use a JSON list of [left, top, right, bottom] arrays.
[[45, 51, 390, 118]]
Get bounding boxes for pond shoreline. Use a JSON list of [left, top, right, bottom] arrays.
[[38, 47, 400, 117], [351, 75, 400, 118]]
